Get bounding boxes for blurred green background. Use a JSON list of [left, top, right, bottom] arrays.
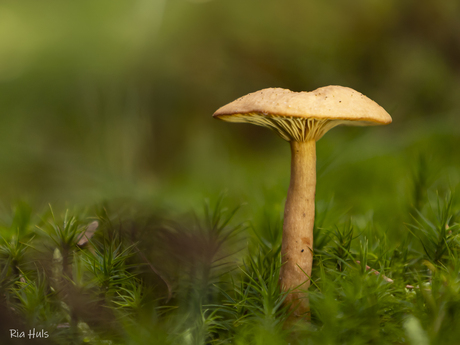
[[1, 0, 460, 225]]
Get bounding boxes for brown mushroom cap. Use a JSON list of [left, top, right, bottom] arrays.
[[213, 86, 392, 142]]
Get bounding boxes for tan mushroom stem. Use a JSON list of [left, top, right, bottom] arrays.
[[280, 139, 316, 317]]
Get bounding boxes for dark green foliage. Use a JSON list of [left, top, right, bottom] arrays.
[[407, 193, 460, 264], [1, 188, 460, 344], [0, 202, 35, 277]]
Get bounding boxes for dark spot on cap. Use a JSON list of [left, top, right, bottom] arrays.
[[301, 249, 304, 252]]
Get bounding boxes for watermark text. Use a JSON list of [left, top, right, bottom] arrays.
[[10, 328, 49, 339]]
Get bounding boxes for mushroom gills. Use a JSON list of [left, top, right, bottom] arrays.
[[218, 113, 349, 142]]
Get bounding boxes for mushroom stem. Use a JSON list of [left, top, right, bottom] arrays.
[[280, 139, 316, 318]]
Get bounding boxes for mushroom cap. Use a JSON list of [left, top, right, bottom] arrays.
[[213, 86, 392, 141]]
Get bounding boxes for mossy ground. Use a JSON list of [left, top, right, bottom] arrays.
[[1, 124, 460, 345]]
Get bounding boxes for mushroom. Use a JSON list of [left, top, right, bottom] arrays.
[[213, 85, 392, 318]]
